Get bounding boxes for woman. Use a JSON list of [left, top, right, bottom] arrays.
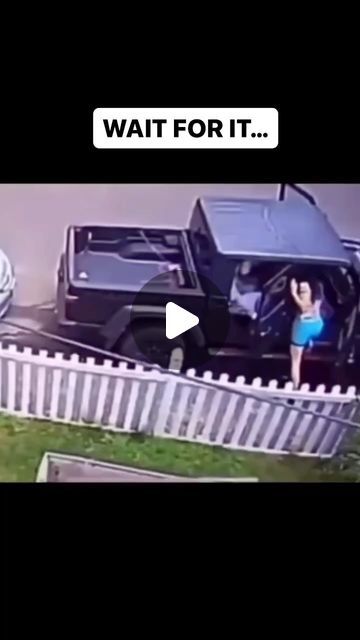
[[290, 278, 325, 389]]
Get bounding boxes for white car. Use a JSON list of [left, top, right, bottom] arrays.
[[0, 249, 15, 318]]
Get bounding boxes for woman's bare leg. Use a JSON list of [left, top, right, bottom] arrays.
[[290, 344, 304, 389]]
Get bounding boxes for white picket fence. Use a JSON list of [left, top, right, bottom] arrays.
[[0, 342, 359, 458]]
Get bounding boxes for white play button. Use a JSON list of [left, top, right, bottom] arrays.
[[165, 302, 199, 340]]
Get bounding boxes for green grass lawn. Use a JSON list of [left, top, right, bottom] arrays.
[[1, 414, 359, 482]]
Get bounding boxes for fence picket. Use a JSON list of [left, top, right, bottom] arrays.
[[94, 360, 113, 425], [6, 345, 18, 412], [315, 404, 343, 455], [198, 373, 228, 443], [107, 362, 127, 428], [123, 364, 143, 431], [301, 385, 331, 454], [215, 375, 242, 444], [337, 386, 358, 423], [242, 378, 271, 448], [186, 371, 210, 440], [64, 354, 80, 422], [172, 384, 192, 437], [315, 386, 347, 455], [285, 383, 312, 452], [291, 385, 341, 453], [20, 348, 32, 416], [216, 393, 239, 444], [252, 380, 278, 448], [185, 370, 213, 439], [80, 358, 95, 422], [154, 369, 182, 436], [302, 415, 328, 454], [49, 353, 64, 420], [228, 376, 258, 447], [35, 350, 48, 417], [332, 387, 358, 452], [263, 382, 298, 451], [261, 382, 295, 450], [139, 381, 159, 432]]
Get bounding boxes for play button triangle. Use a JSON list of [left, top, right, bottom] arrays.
[[165, 302, 199, 340]]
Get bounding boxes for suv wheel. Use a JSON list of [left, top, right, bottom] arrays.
[[118, 324, 185, 369]]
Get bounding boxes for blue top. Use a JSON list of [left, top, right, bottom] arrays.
[[199, 197, 350, 266]]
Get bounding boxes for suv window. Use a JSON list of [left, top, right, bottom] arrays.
[[323, 266, 356, 308], [230, 261, 291, 292], [193, 229, 212, 269]]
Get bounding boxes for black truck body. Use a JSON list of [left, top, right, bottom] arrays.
[[57, 225, 203, 324], [56, 184, 360, 373]]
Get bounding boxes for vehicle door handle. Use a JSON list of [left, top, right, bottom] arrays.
[[260, 328, 271, 337]]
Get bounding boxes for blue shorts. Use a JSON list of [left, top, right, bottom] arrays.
[[291, 316, 324, 347]]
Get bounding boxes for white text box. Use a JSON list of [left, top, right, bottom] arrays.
[[93, 108, 278, 149]]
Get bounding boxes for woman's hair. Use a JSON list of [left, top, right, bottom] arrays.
[[299, 277, 322, 303], [311, 279, 324, 302]]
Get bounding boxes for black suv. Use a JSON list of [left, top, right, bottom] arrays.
[[56, 184, 360, 377]]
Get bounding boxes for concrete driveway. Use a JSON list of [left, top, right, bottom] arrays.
[[1, 183, 359, 358]]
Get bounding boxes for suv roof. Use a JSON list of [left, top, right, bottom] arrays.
[[199, 197, 350, 266]]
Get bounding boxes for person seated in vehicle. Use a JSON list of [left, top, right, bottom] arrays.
[[289, 278, 326, 388], [229, 261, 262, 319]]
